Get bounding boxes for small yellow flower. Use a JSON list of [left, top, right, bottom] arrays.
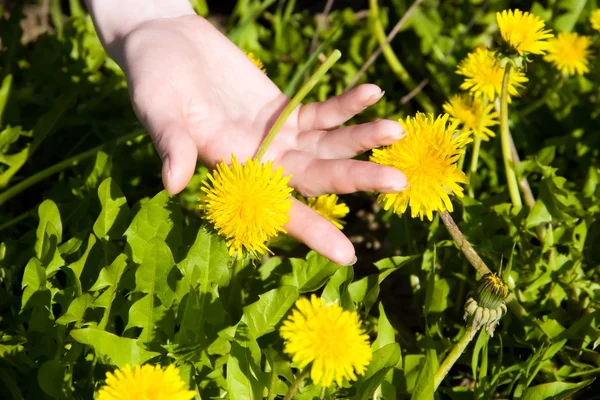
[[371, 113, 471, 221], [299, 194, 349, 229], [496, 9, 553, 55], [591, 9, 600, 32], [443, 94, 499, 141], [281, 295, 372, 387], [457, 47, 528, 103], [243, 50, 267, 73], [200, 155, 293, 257], [544, 32, 593, 76], [97, 364, 195, 400]]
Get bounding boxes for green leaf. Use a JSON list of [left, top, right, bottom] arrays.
[[93, 177, 130, 240], [321, 265, 355, 311], [226, 323, 265, 400], [56, 293, 94, 326], [281, 251, 340, 292], [70, 328, 160, 368], [471, 330, 489, 381], [0, 144, 29, 188], [424, 278, 450, 314], [411, 355, 434, 400], [242, 286, 298, 338], [0, 74, 12, 124], [521, 379, 594, 400], [134, 237, 176, 308], [526, 200, 553, 229], [124, 190, 182, 264], [21, 258, 48, 311], [554, 0, 587, 32], [68, 233, 96, 281], [35, 199, 64, 275], [92, 253, 127, 330], [37, 360, 65, 398], [352, 343, 401, 400], [349, 275, 380, 314], [126, 293, 173, 342], [372, 302, 395, 351], [179, 225, 230, 289]]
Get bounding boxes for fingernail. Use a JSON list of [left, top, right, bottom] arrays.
[[343, 256, 358, 266], [382, 181, 409, 193], [369, 90, 385, 103], [162, 156, 174, 196], [387, 125, 406, 141]]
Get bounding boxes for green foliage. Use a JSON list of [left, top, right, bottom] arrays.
[[1, 0, 599, 399]]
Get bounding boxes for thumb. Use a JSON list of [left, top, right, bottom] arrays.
[[152, 122, 199, 196]]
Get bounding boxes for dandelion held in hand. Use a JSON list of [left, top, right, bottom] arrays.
[[97, 364, 195, 400], [443, 93, 499, 141], [371, 113, 471, 221], [280, 295, 372, 387], [299, 194, 349, 229], [544, 32, 593, 76], [496, 9, 553, 55], [457, 47, 528, 103], [200, 155, 293, 257]]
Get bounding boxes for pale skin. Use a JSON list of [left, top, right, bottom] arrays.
[[85, 0, 407, 265]]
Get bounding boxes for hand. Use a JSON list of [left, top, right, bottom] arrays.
[[107, 14, 407, 265]]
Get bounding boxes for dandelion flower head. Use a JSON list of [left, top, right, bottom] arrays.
[[243, 50, 267, 73], [280, 295, 372, 387], [591, 9, 600, 32], [457, 47, 528, 103], [496, 9, 553, 55], [371, 113, 471, 221], [97, 364, 195, 400], [544, 32, 593, 76], [443, 93, 499, 141], [200, 155, 293, 257], [299, 194, 350, 229]]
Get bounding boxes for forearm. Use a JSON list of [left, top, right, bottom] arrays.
[[85, 0, 195, 60]]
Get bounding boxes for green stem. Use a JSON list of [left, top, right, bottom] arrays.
[[368, 0, 435, 112], [283, 366, 311, 400], [457, 150, 466, 172], [500, 63, 522, 209], [255, 50, 341, 161], [433, 325, 476, 390], [0, 132, 142, 208], [467, 99, 488, 197]]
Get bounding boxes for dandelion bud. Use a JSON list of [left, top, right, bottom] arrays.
[[464, 273, 509, 337]]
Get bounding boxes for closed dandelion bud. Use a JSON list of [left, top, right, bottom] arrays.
[[464, 273, 509, 337]]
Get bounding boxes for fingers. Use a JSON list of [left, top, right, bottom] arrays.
[[285, 199, 356, 265], [296, 119, 405, 159], [154, 123, 199, 195], [281, 151, 407, 197], [296, 84, 384, 131]]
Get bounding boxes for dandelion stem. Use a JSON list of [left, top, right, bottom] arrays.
[[255, 50, 341, 162], [500, 63, 523, 209], [468, 98, 488, 197], [283, 366, 311, 400], [439, 211, 491, 277], [433, 325, 476, 390]]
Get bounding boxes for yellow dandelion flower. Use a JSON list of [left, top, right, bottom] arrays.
[[591, 9, 600, 32], [200, 155, 293, 257], [443, 93, 499, 141], [496, 9, 553, 55], [371, 113, 471, 221], [243, 50, 266, 73], [299, 194, 350, 229], [457, 47, 528, 103], [97, 364, 195, 400], [280, 295, 372, 387], [544, 32, 593, 76]]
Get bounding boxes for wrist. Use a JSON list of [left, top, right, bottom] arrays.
[[85, 0, 195, 60]]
